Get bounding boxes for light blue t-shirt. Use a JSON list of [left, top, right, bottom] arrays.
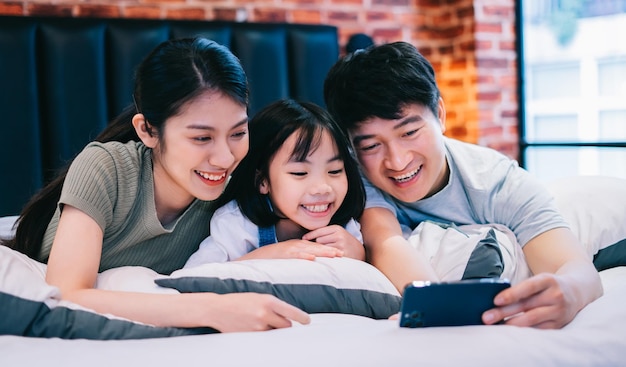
[[364, 137, 568, 247]]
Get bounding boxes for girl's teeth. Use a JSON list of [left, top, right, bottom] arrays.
[[303, 204, 329, 212]]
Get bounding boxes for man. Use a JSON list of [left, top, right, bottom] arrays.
[[323, 41, 602, 329]]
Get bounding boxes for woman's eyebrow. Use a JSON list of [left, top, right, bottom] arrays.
[[186, 117, 248, 131]]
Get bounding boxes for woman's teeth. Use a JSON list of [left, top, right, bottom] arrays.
[[196, 170, 226, 181]]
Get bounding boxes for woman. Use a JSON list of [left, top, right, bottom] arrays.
[[2, 38, 309, 332]]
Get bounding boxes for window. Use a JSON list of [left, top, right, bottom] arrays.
[[518, 0, 626, 183]]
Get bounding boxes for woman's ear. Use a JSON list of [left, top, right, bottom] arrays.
[[132, 114, 159, 148]]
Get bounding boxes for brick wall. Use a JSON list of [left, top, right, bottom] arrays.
[[0, 0, 518, 160]]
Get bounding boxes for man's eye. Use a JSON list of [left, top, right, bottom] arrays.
[[359, 143, 378, 151], [404, 129, 419, 137]]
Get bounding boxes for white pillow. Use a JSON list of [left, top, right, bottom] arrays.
[[546, 175, 626, 256], [0, 246, 213, 339], [0, 215, 18, 239], [155, 257, 402, 319], [546, 175, 626, 270]]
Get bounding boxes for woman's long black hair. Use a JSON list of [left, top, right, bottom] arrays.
[[2, 38, 248, 258]]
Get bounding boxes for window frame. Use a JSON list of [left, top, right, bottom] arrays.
[[515, 0, 626, 171]]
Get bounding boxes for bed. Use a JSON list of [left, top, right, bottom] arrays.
[[2, 15, 626, 367], [1, 175, 626, 366]]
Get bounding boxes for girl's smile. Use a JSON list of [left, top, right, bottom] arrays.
[[260, 129, 348, 233]]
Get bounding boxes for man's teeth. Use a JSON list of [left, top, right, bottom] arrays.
[[393, 168, 418, 182], [196, 170, 226, 181], [303, 204, 330, 212]]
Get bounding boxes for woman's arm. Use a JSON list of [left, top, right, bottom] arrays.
[[359, 207, 439, 293], [46, 205, 310, 331], [482, 227, 603, 329]]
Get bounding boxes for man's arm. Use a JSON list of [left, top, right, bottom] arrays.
[[360, 207, 439, 293]]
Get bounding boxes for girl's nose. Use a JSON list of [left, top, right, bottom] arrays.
[[309, 180, 332, 195]]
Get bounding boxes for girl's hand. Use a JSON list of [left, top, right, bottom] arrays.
[[238, 239, 343, 261], [302, 225, 365, 261], [205, 293, 311, 332], [482, 273, 580, 329]]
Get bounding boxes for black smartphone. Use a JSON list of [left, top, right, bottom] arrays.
[[399, 278, 511, 328]]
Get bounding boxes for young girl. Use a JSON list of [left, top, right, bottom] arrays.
[[1, 38, 309, 332], [184, 99, 366, 267]]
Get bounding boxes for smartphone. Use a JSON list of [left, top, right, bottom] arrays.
[[399, 278, 511, 328]]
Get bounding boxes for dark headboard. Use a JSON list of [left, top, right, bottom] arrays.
[[0, 16, 339, 216]]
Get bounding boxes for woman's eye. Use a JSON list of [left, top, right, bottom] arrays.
[[232, 130, 248, 139], [194, 136, 211, 142]]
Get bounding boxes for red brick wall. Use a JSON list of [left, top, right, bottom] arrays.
[[0, 0, 518, 160]]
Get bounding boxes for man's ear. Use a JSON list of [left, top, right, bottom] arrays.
[[437, 97, 447, 133], [132, 114, 159, 148]]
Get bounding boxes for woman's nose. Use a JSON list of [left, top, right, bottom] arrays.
[[209, 139, 235, 169]]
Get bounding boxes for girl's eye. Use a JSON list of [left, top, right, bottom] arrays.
[[289, 171, 307, 177], [329, 168, 344, 175]]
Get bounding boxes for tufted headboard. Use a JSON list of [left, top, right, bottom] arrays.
[[0, 16, 339, 216]]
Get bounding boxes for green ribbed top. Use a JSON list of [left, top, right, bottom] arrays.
[[39, 141, 213, 274]]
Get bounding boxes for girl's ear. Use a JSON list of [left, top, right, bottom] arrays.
[[256, 170, 270, 194], [132, 113, 159, 148], [258, 178, 270, 194]]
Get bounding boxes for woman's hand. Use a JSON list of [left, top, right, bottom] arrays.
[[302, 225, 365, 261], [238, 239, 344, 261], [204, 293, 311, 332]]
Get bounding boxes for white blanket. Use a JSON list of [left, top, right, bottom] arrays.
[[1, 266, 625, 367]]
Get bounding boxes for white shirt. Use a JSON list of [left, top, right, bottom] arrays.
[[184, 200, 363, 268]]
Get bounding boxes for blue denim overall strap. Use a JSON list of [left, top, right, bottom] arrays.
[[258, 225, 277, 247]]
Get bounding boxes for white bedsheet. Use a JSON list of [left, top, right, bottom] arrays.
[[2, 266, 625, 367]]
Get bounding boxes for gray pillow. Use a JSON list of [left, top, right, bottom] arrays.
[[155, 257, 401, 319]]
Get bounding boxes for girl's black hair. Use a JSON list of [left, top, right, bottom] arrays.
[[214, 99, 365, 228], [2, 38, 248, 258]]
